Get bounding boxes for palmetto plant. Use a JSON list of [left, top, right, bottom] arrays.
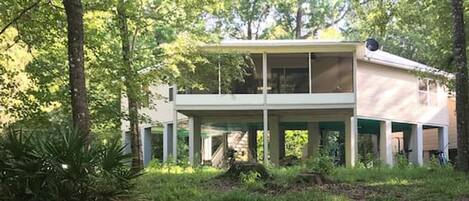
[[0, 128, 140, 201]]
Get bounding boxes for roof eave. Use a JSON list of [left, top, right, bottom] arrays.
[[201, 41, 360, 53], [359, 56, 454, 78]]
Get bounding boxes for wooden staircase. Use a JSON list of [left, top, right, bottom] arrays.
[[211, 131, 249, 167]]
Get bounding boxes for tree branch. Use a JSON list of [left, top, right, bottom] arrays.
[[2, 36, 21, 51], [254, 4, 270, 39], [48, 0, 65, 10], [0, 0, 42, 35], [130, 26, 139, 55], [302, 2, 350, 39]]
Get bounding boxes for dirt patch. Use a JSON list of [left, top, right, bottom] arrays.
[[207, 176, 324, 196], [208, 176, 404, 200], [220, 162, 270, 180], [296, 172, 334, 185], [207, 176, 240, 192], [319, 183, 405, 201], [456, 196, 469, 201]]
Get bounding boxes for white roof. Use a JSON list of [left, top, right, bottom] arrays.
[[207, 39, 361, 47], [204, 40, 451, 77], [362, 49, 450, 77]]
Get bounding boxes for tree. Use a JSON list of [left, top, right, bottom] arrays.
[[117, 0, 143, 171], [0, 0, 92, 139], [263, 0, 350, 39], [344, 0, 453, 70], [0, 29, 38, 128], [0, 0, 140, 139], [112, 0, 219, 168], [210, 0, 272, 39], [451, 0, 469, 172], [63, 0, 91, 143]]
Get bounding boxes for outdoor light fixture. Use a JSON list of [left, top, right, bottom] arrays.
[[365, 38, 380, 51]]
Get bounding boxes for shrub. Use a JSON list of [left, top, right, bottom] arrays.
[[395, 153, 411, 169], [304, 153, 335, 176], [358, 153, 383, 168], [0, 128, 139, 201], [239, 171, 264, 191], [223, 162, 270, 180], [426, 155, 452, 171]]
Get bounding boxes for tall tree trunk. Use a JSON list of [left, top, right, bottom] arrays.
[[247, 21, 253, 40], [62, 0, 91, 143], [451, 0, 469, 171], [294, 0, 304, 39], [118, 0, 143, 172]]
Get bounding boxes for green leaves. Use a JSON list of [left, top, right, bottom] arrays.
[[0, 128, 138, 201], [159, 32, 253, 94], [345, 0, 454, 72]]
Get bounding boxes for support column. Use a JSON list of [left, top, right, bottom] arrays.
[[262, 52, 268, 164], [345, 116, 357, 167], [403, 129, 411, 157], [371, 135, 379, 158], [269, 116, 280, 165], [248, 127, 258, 161], [307, 122, 321, 158], [223, 133, 229, 158], [438, 126, 449, 159], [409, 124, 423, 166], [263, 109, 269, 163], [123, 131, 131, 154], [172, 112, 178, 161], [141, 127, 152, 166], [189, 116, 202, 165], [379, 120, 393, 166], [163, 123, 174, 162], [171, 84, 178, 161], [202, 136, 212, 162], [279, 126, 286, 160]]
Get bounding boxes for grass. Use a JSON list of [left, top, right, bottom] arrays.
[[333, 167, 469, 201], [132, 163, 469, 201]]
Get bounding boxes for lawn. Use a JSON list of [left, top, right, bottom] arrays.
[[132, 164, 469, 201]]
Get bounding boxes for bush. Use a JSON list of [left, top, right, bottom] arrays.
[[426, 155, 452, 171], [222, 162, 270, 180], [304, 153, 335, 176], [0, 128, 139, 201], [240, 171, 264, 191], [357, 153, 382, 168], [395, 153, 411, 169]]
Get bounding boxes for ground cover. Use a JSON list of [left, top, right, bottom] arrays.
[[132, 163, 469, 201]]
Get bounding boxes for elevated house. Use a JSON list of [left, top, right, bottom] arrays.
[[121, 40, 454, 167]]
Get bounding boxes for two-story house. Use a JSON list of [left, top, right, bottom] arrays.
[[121, 40, 451, 168]]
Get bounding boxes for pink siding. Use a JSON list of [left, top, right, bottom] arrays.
[[356, 61, 449, 126]]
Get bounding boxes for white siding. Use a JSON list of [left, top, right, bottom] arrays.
[[121, 85, 176, 132], [356, 61, 449, 126]]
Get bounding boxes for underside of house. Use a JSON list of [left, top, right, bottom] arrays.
[[121, 40, 453, 168]]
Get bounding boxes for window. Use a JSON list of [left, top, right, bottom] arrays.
[[168, 87, 174, 101], [418, 79, 438, 106], [267, 53, 309, 94], [311, 53, 353, 93], [231, 54, 263, 94], [271, 68, 309, 93]]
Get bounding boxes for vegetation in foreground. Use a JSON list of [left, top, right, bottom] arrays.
[[0, 129, 138, 201], [133, 162, 469, 201]]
